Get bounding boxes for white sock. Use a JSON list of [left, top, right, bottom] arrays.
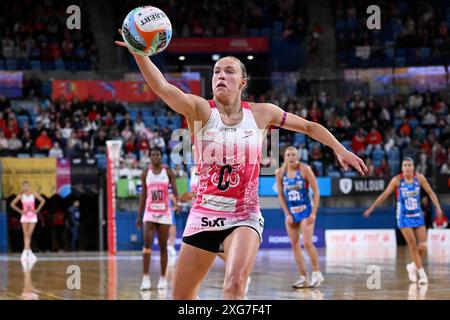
[[143, 274, 150, 280], [408, 261, 417, 269]]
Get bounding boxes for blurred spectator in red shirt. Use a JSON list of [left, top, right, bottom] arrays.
[[399, 120, 412, 137], [35, 130, 53, 151], [352, 129, 366, 156]]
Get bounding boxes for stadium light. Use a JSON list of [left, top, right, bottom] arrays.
[[178, 55, 186, 61], [212, 54, 221, 61], [247, 55, 254, 60]]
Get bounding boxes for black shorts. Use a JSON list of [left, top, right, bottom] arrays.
[[182, 226, 258, 253]]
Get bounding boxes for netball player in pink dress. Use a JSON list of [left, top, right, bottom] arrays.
[[116, 35, 367, 299], [10, 181, 46, 262], [137, 148, 179, 290]]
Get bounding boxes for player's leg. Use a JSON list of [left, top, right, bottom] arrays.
[[300, 218, 323, 287], [222, 226, 260, 299], [172, 242, 216, 299], [140, 222, 156, 290], [156, 223, 171, 289], [401, 227, 426, 283], [285, 219, 308, 287], [415, 226, 427, 258]]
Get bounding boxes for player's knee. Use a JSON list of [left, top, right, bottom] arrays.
[[223, 272, 247, 297], [290, 239, 301, 249], [142, 246, 152, 254], [303, 241, 314, 251], [418, 242, 427, 251]]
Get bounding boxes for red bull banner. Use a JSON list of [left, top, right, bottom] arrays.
[[52, 78, 201, 102], [166, 37, 269, 53]]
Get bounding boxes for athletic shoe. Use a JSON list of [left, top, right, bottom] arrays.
[[292, 275, 308, 289], [157, 277, 168, 290], [244, 277, 251, 295], [406, 262, 417, 282], [168, 245, 177, 258], [417, 268, 428, 285], [140, 276, 151, 290], [21, 250, 27, 261], [28, 251, 37, 263], [310, 271, 324, 287]]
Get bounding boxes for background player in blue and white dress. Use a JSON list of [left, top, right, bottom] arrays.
[[364, 157, 445, 285], [276, 146, 324, 288]]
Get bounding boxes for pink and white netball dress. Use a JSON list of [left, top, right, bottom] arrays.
[[143, 167, 172, 225], [20, 193, 37, 223], [189, 167, 199, 201], [183, 100, 265, 240]]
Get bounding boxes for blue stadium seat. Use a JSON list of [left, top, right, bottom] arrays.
[[54, 59, 66, 70], [420, 47, 431, 59], [338, 50, 347, 64], [249, 28, 260, 37], [261, 28, 271, 37], [129, 110, 139, 120], [342, 171, 358, 178], [95, 154, 107, 169], [395, 57, 406, 66], [17, 115, 29, 126], [156, 116, 168, 127], [294, 133, 306, 146], [115, 115, 124, 125], [372, 146, 385, 168], [33, 153, 46, 158], [66, 61, 76, 71], [17, 153, 30, 158], [312, 161, 323, 176], [335, 20, 346, 31], [409, 118, 419, 130], [341, 140, 352, 151], [42, 61, 54, 71], [143, 116, 155, 127], [30, 60, 41, 70], [6, 59, 18, 70], [17, 58, 28, 69], [394, 118, 403, 129], [396, 48, 406, 58], [328, 170, 341, 178], [170, 115, 182, 127]]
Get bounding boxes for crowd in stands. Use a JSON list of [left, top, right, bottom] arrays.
[[114, 0, 308, 40], [335, 0, 450, 67], [0, 0, 98, 71], [1, 82, 449, 179], [272, 88, 450, 177]]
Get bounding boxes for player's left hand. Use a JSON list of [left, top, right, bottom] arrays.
[[436, 208, 444, 219], [336, 149, 368, 176], [307, 214, 316, 225]]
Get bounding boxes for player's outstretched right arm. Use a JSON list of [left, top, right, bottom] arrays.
[[115, 30, 210, 122], [363, 176, 399, 218]]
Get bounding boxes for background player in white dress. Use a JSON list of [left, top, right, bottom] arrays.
[[136, 148, 179, 290], [10, 181, 46, 262]]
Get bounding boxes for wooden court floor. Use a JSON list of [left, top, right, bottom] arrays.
[[1, 246, 449, 300]]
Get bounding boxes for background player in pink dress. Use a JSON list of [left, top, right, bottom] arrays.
[[10, 181, 46, 262], [116, 33, 367, 299], [136, 148, 179, 290]]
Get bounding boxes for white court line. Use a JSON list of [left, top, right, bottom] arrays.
[[0, 254, 143, 262]]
